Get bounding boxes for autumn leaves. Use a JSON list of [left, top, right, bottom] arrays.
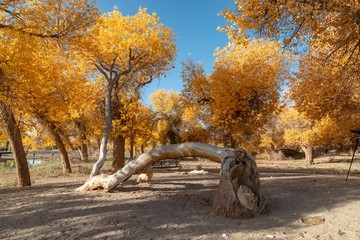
[[222, 0, 360, 163], [1, 1, 359, 186]]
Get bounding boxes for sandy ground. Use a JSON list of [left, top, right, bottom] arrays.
[[0, 158, 360, 240]]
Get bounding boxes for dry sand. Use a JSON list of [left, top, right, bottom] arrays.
[[0, 158, 359, 240]]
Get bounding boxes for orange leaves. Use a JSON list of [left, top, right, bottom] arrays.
[[291, 46, 360, 127], [1, 0, 98, 40], [150, 89, 180, 115], [181, 39, 285, 147], [279, 107, 353, 148], [79, 7, 176, 79], [220, 0, 359, 149], [210, 39, 284, 133]]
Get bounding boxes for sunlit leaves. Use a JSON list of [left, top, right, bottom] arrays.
[[221, 0, 360, 69], [212, 40, 284, 145], [78, 7, 176, 80], [181, 39, 285, 147], [0, 0, 98, 41], [291, 49, 360, 124], [150, 89, 208, 145]]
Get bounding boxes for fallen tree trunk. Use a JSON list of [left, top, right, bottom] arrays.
[[76, 142, 265, 218]]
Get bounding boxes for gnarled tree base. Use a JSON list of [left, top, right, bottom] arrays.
[[76, 142, 265, 219]]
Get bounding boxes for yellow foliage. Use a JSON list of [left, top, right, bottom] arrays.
[[150, 89, 208, 144], [291, 48, 359, 124], [150, 89, 181, 115], [221, 0, 360, 71], [181, 39, 285, 147], [279, 107, 352, 148], [0, 0, 97, 40], [78, 8, 176, 80], [210, 39, 285, 145]]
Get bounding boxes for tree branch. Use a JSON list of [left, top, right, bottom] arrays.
[[95, 62, 110, 81]]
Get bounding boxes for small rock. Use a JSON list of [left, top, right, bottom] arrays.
[[221, 233, 229, 239], [300, 216, 325, 225], [188, 170, 209, 175], [266, 234, 276, 239]]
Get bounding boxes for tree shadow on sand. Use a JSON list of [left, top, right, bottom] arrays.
[[0, 168, 359, 239]]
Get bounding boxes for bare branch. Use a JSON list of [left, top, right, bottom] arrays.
[[95, 62, 110, 81]]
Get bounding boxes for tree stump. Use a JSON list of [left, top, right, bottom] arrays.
[[76, 142, 265, 219]]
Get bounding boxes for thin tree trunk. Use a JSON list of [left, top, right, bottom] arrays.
[[44, 119, 72, 173], [112, 135, 126, 173], [90, 85, 114, 177], [223, 132, 236, 148], [76, 142, 265, 219], [75, 121, 89, 161], [301, 146, 314, 165], [167, 130, 177, 144], [0, 101, 31, 186], [80, 143, 89, 162], [130, 137, 135, 159], [90, 52, 156, 177]]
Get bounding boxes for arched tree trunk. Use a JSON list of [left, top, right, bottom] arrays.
[[76, 142, 265, 219], [301, 146, 314, 165], [0, 101, 31, 186]]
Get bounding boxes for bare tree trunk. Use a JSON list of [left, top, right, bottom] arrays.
[[167, 129, 177, 144], [80, 143, 89, 161], [129, 137, 135, 159], [0, 101, 31, 186], [112, 135, 126, 173], [37, 115, 72, 173], [223, 132, 236, 148], [76, 142, 265, 219], [111, 89, 126, 173], [51, 131, 72, 174], [90, 85, 114, 177], [75, 121, 89, 161], [301, 146, 314, 165], [141, 144, 145, 154], [46, 123, 71, 173], [111, 84, 126, 173]]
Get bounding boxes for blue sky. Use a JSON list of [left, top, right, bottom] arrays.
[[97, 0, 235, 104]]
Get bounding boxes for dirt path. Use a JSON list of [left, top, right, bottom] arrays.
[[0, 160, 359, 239]]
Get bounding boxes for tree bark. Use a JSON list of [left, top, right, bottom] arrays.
[[80, 143, 89, 161], [301, 146, 314, 165], [0, 101, 31, 186], [112, 135, 126, 172], [75, 121, 89, 161], [167, 129, 177, 144], [129, 136, 135, 159], [42, 118, 72, 173], [111, 88, 126, 173], [76, 142, 265, 219], [90, 84, 114, 177]]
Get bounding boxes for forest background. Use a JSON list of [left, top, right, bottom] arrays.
[[0, 0, 359, 187]]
